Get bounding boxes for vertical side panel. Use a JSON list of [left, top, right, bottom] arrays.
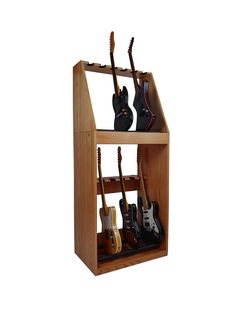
[[148, 74, 169, 133], [73, 61, 96, 132], [74, 132, 97, 274], [140, 144, 169, 252]]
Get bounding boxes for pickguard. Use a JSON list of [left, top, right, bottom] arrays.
[[100, 207, 112, 231], [119, 200, 140, 237], [142, 202, 161, 236]]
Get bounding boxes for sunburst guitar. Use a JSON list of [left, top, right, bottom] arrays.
[[97, 147, 122, 254], [118, 146, 140, 248]]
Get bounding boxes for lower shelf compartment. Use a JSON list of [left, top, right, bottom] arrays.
[[98, 239, 161, 262], [97, 231, 167, 275]]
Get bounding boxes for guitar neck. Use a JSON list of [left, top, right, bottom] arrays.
[[128, 53, 139, 93], [97, 148, 108, 215], [128, 38, 139, 93], [138, 162, 149, 209], [110, 52, 119, 97], [137, 146, 149, 208], [98, 165, 108, 215], [118, 163, 128, 209]]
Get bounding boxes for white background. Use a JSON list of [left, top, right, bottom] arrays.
[[0, 0, 236, 313]]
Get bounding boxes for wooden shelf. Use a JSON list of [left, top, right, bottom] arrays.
[[96, 130, 169, 144], [97, 248, 167, 275], [73, 60, 169, 275]]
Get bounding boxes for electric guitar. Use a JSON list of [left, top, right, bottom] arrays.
[[128, 37, 157, 131], [97, 147, 122, 254], [137, 146, 164, 243], [117, 146, 140, 248], [110, 32, 133, 131]]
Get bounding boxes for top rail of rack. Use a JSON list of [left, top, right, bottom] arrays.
[[74, 60, 151, 79]]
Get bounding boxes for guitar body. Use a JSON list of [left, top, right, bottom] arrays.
[[119, 199, 140, 248], [138, 197, 164, 244], [113, 86, 133, 131], [133, 80, 156, 131], [99, 206, 122, 254]]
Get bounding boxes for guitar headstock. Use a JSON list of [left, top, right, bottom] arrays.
[[97, 147, 101, 166], [118, 146, 122, 164], [137, 145, 142, 164], [128, 37, 134, 54], [110, 31, 115, 53]]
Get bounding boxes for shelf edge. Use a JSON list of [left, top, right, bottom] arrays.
[[97, 248, 167, 275], [96, 131, 169, 144]]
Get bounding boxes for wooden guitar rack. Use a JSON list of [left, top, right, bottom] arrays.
[[73, 60, 169, 275]]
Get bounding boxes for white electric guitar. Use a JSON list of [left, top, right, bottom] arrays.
[[137, 146, 164, 243]]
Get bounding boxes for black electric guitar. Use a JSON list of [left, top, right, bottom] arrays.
[[110, 32, 133, 131], [128, 37, 157, 131], [137, 146, 164, 244], [117, 146, 140, 248], [98, 147, 122, 254]]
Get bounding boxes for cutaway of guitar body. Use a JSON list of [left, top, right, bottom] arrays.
[[99, 206, 122, 254]]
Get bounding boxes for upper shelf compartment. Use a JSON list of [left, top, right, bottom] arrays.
[[73, 60, 169, 134]]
